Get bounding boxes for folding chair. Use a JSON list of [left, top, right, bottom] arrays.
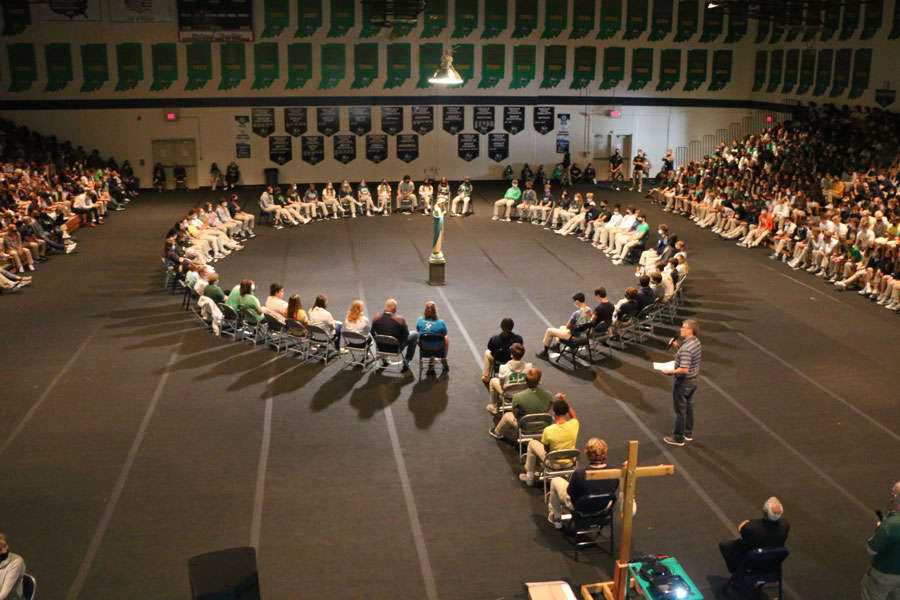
[[633, 303, 659, 343], [218, 303, 240, 340], [239, 309, 267, 346], [374, 334, 406, 374], [724, 547, 790, 599], [306, 323, 338, 362], [283, 319, 310, 360], [566, 493, 617, 560], [516, 413, 554, 463], [541, 448, 580, 502], [499, 380, 528, 413], [22, 573, 36, 600], [342, 330, 375, 369], [556, 326, 594, 369], [262, 313, 286, 352], [162, 257, 175, 290], [418, 333, 448, 376]]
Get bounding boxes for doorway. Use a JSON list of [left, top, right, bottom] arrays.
[[151, 139, 197, 190]]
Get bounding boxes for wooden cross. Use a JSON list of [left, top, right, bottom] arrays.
[[580, 440, 675, 600]]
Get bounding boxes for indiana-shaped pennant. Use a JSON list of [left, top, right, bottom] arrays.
[[219, 43, 246, 91], [286, 43, 312, 89], [570, 46, 596, 89], [185, 43, 212, 91], [452, 43, 473, 87], [540, 45, 565, 88], [115, 42, 143, 91], [700, 5, 723, 41], [352, 43, 378, 89], [570, 0, 595, 39], [649, 0, 673, 41], [482, 0, 506, 38], [263, 0, 289, 37], [624, 0, 649, 40], [542, 0, 567, 38], [150, 43, 177, 91], [318, 43, 345, 89], [421, 0, 447, 38], [860, 0, 882, 39], [599, 46, 624, 90], [328, 0, 354, 37], [597, 0, 622, 39], [839, 0, 860, 40], [512, 0, 537, 37], [797, 49, 815, 95], [708, 49, 732, 91], [755, 20, 771, 43], [417, 43, 442, 88], [452, 0, 478, 38], [830, 48, 852, 97], [890, 0, 900, 38], [295, 0, 322, 37], [44, 43, 72, 92], [7, 43, 36, 92], [510, 44, 535, 89], [385, 43, 410, 88], [81, 43, 108, 92], [766, 50, 783, 93], [253, 43, 279, 90], [782, 49, 799, 94], [479, 43, 504, 88], [629, 47, 652, 90], [360, 3, 382, 38], [849, 48, 872, 99], [683, 49, 705, 91], [752, 50, 766, 92], [656, 48, 680, 91], [724, 2, 747, 42], [2, 0, 30, 36], [820, 1, 840, 41], [813, 49, 834, 96], [675, 0, 698, 41]]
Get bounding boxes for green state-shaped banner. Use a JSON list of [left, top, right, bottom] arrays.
[[452, 43, 473, 87], [700, 5, 723, 41], [219, 43, 245, 91], [752, 50, 766, 92], [319, 42, 345, 89], [150, 43, 177, 91], [839, 0, 860, 40], [44, 43, 72, 92], [755, 20, 770, 43], [186, 43, 212, 91], [542, 0, 567, 38], [813, 48, 833, 96], [830, 48, 852, 97], [724, 2, 746, 42], [295, 0, 322, 37], [417, 43, 442, 88], [253, 42, 279, 90], [770, 22, 784, 43], [597, 0, 622, 39], [482, 0, 506, 38], [624, 0, 648, 40], [629, 47, 652, 90], [708, 49, 731, 90], [766, 49, 783, 93], [684, 49, 705, 90], [599, 46, 624, 89], [479, 43, 504, 88], [286, 43, 312, 89], [570, 0, 596, 39], [81, 43, 108, 92], [849, 48, 872, 99], [328, 0, 354, 37], [360, 3, 381, 38], [421, 0, 447, 38], [2, 0, 30, 36], [890, 0, 900, 38], [675, 0, 698, 41], [385, 43, 410, 88], [352, 43, 378, 89], [821, 0, 840, 41], [649, 0, 673, 41], [388, 23, 414, 38], [8, 43, 36, 92], [452, 0, 478, 38], [657, 48, 680, 91], [570, 46, 596, 89], [861, 0, 882, 39], [797, 49, 815, 95], [263, 0, 289, 37], [782, 49, 799, 94], [512, 0, 537, 37], [510, 44, 535, 89], [540, 44, 566, 89], [115, 42, 143, 91]]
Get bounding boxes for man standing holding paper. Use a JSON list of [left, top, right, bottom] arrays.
[[659, 319, 702, 447]]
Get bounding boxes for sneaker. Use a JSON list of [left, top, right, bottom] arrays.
[[65, 243, 77, 254], [548, 513, 564, 529], [486, 404, 499, 415], [768, 253, 779, 260], [781, 254, 788, 263], [502, 218, 511, 222], [339, 348, 349, 355], [663, 436, 685, 447], [612, 259, 623, 265], [518, 473, 535, 486], [492, 216, 499, 221], [684, 435, 693, 442], [488, 428, 503, 440], [481, 375, 490, 384], [535, 350, 549, 359], [274, 224, 284, 230]]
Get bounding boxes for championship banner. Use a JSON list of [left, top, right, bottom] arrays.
[[81, 43, 108, 92], [797, 48, 815, 95], [286, 42, 312, 89], [766, 49, 783, 93], [802, 5, 820, 41], [599, 46, 625, 89], [417, 43, 442, 88], [512, 0, 537, 37], [473, 106, 495, 134], [184, 43, 211, 90], [457, 133, 479, 162], [397, 134, 418, 163], [442, 106, 464, 134], [755, 20, 771, 44], [412, 106, 434, 134], [294, 0, 322, 37], [820, 0, 840, 40], [783, 4, 799, 41], [708, 49, 732, 91], [724, 2, 747, 42], [570, 0, 595, 39], [675, 0, 698, 41], [542, 0, 567, 38], [301, 135, 324, 165], [657, 48, 680, 92], [700, 4, 723, 41], [479, 43, 504, 88], [333, 134, 356, 164], [381, 106, 403, 135], [861, 0, 882, 39], [316, 107, 340, 136], [831, 48, 852, 96], [252, 107, 275, 137], [253, 43, 279, 90], [285, 107, 308, 136], [40, 0, 101, 21], [452, 43, 474, 86], [352, 43, 378, 89], [365, 134, 387, 163], [840, 0, 860, 40], [488, 133, 509, 162], [348, 106, 372, 135], [769, 21, 784, 44], [849, 48, 872, 99], [813, 49, 834, 96], [891, 0, 900, 38], [262, 0, 289, 37], [570, 46, 596, 89], [555, 113, 569, 153], [8, 43, 36, 92], [1, 0, 30, 36], [452, 0, 477, 38], [597, 0, 622, 39], [482, 0, 507, 38], [150, 43, 177, 91], [683, 49, 705, 91], [385, 43, 410, 88], [359, 3, 381, 38], [782, 49, 799, 93], [752, 50, 766, 92], [44, 43, 73, 92], [115, 42, 143, 91], [318, 43, 345, 89], [503, 106, 524, 134], [649, 0, 673, 41], [218, 42, 245, 91], [510, 44, 535, 89], [540, 45, 566, 89], [269, 135, 292, 165], [421, 0, 447, 38], [234, 115, 251, 158], [624, 0, 649, 40], [629, 47, 652, 90], [533, 106, 554, 135], [328, 0, 354, 37]]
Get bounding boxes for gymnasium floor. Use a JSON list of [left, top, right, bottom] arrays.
[[1, 181, 898, 600]]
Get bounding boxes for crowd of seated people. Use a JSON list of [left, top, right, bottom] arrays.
[[646, 102, 900, 312]]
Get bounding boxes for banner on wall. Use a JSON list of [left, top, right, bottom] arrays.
[[421, 0, 447, 38], [452, 43, 474, 86], [359, 3, 380, 37], [684, 49, 705, 91], [891, 0, 900, 39], [473, 106, 495, 134], [797, 48, 815, 95], [624, 0, 648, 40], [452, 0, 478, 38], [397, 134, 419, 163], [457, 133, 479, 162], [317, 107, 340, 136], [831, 48, 852, 96], [385, 43, 411, 88], [840, 0, 860, 40], [556, 113, 570, 153], [658, 48, 681, 92], [269, 135, 292, 165], [649, 0, 673, 40], [571, 46, 596, 89], [629, 47, 653, 90], [352, 43, 378, 89], [412, 106, 434, 134], [600, 46, 625, 89], [849, 48, 872, 99], [479, 44, 504, 88], [235, 115, 251, 158], [488, 133, 509, 162], [328, 0, 354, 37], [570, 0, 595, 39], [319, 43, 345, 89], [533, 106, 554, 134], [755, 19, 771, 43], [44, 43, 73, 92], [366, 134, 388, 163], [724, 2, 747, 42], [709, 49, 732, 91], [333, 134, 356, 164], [261, 0, 288, 37], [752, 50, 766, 92], [503, 106, 524, 134], [294, 0, 322, 37], [597, 0, 622, 39], [150, 43, 177, 91], [301, 135, 324, 165], [482, 0, 507, 38], [540, 45, 566, 89], [252, 108, 276, 137], [417, 43, 442, 88], [542, 0, 567, 38], [40, 0, 101, 21], [109, 0, 170, 22], [115, 42, 143, 91], [813, 48, 834, 96], [675, 0, 698, 41], [348, 107, 372, 135], [2, 0, 31, 36], [511, 44, 535, 89], [218, 43, 245, 91], [253, 43, 279, 90], [185, 43, 212, 90], [81, 43, 108, 92], [443, 106, 465, 134], [861, 0, 883, 39], [381, 107, 403, 135], [700, 5, 723, 41], [8, 43, 37, 92], [782, 49, 799, 93], [285, 107, 308, 136], [767, 49, 783, 93], [286, 43, 312, 89], [512, 0, 538, 37]]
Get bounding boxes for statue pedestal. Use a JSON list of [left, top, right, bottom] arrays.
[[428, 257, 445, 286]]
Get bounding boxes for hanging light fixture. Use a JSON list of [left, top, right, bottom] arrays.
[[429, 50, 463, 85]]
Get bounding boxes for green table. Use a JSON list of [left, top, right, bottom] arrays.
[[626, 557, 703, 599]]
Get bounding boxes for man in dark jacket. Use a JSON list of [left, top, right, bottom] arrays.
[[371, 299, 414, 372], [719, 497, 790, 573]]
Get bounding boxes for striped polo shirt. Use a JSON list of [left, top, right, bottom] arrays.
[[675, 336, 701, 378]]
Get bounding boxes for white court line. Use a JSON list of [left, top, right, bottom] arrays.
[[249, 356, 283, 549], [435, 287, 482, 365], [755, 262, 844, 305]]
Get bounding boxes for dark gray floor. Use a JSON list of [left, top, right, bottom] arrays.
[[1, 182, 898, 600]]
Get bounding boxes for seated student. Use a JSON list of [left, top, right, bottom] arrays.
[[489, 368, 553, 440], [450, 176, 473, 216], [635, 276, 656, 310], [173, 164, 187, 188], [718, 497, 790, 573], [614, 286, 640, 322], [516, 180, 538, 222], [536, 292, 592, 359], [215, 199, 249, 239], [0, 267, 30, 290], [482, 317, 524, 383], [407, 301, 449, 369], [152, 162, 166, 192], [531, 183, 554, 225], [358, 180, 379, 216], [340, 180, 362, 218], [209, 162, 223, 190], [308, 294, 343, 350], [203, 272, 226, 304], [549, 189, 574, 229], [493, 179, 521, 221], [238, 280, 264, 324], [264, 282, 289, 324], [377, 179, 392, 215], [277, 186, 309, 225], [225, 161, 240, 189], [520, 396, 579, 486], [396, 175, 418, 212], [193, 267, 211, 294], [202, 201, 240, 239], [72, 190, 102, 227], [286, 294, 308, 325], [419, 178, 434, 214], [589, 287, 615, 333], [611, 211, 651, 265], [547, 438, 620, 529], [259, 186, 291, 229], [344, 300, 371, 336], [3, 225, 36, 272], [637, 224, 668, 275], [226, 194, 256, 236], [486, 342, 531, 415], [322, 182, 345, 218]]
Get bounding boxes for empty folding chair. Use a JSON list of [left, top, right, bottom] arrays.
[[342, 330, 374, 369]]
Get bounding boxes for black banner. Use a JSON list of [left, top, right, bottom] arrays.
[[284, 107, 307, 137], [458, 133, 479, 162], [316, 107, 340, 136], [252, 107, 275, 138], [269, 135, 292, 165], [503, 106, 525, 134], [366, 134, 388, 163], [488, 133, 509, 162], [397, 134, 419, 163], [333, 134, 356, 164], [301, 135, 324, 165], [442, 106, 465, 134], [473, 106, 495, 134], [348, 107, 372, 136], [411, 106, 434, 134], [381, 106, 403, 135], [534, 106, 554, 134]]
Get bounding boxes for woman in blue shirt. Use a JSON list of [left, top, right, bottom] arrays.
[[414, 301, 449, 369]]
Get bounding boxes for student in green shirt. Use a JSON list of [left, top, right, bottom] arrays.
[[203, 273, 226, 304], [492, 179, 522, 221], [237, 279, 264, 324]]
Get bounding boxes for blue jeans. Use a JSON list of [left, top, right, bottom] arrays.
[[672, 378, 697, 442]]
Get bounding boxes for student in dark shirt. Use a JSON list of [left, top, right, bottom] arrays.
[[547, 438, 621, 528], [482, 317, 524, 383], [590, 287, 615, 333], [635, 276, 656, 310], [371, 298, 414, 372], [719, 497, 790, 573]]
